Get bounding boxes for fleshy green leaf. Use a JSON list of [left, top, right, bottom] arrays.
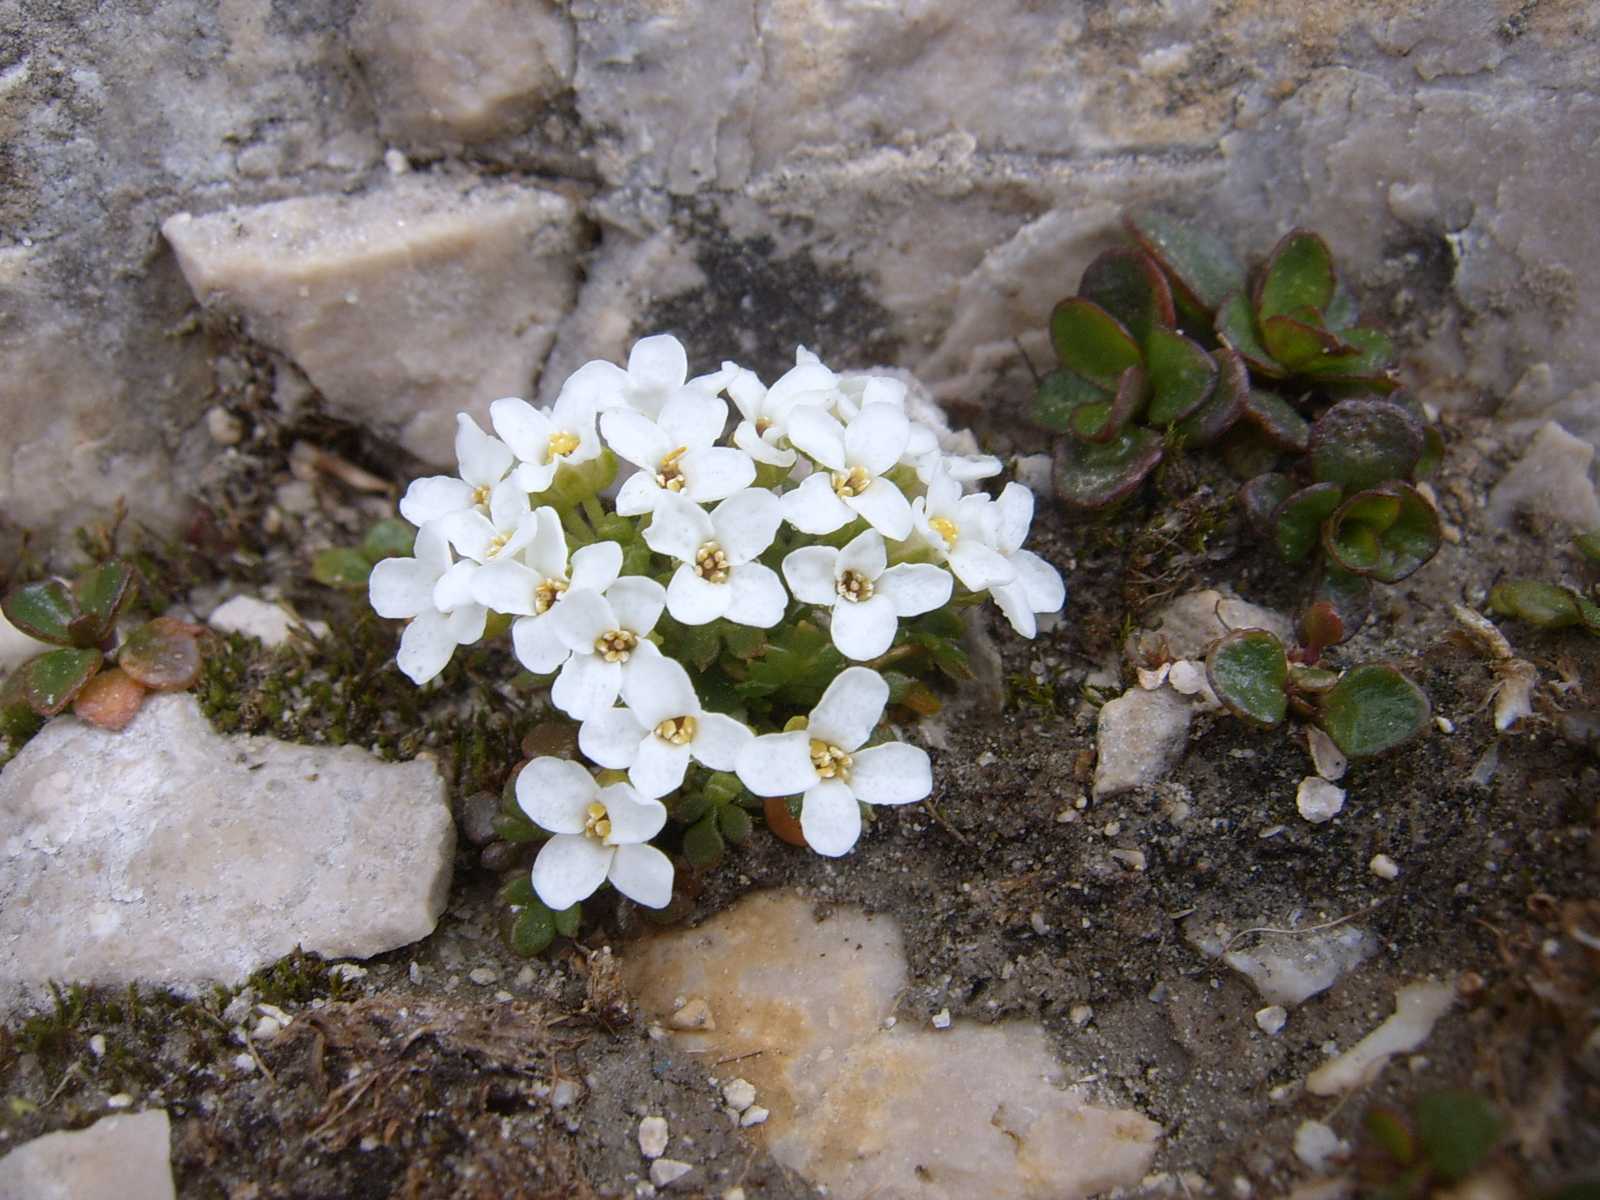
[[18, 647, 103, 716], [1486, 581, 1583, 629], [1363, 1107, 1416, 1166], [1324, 282, 1361, 331], [1413, 1091, 1501, 1182], [1070, 365, 1146, 444], [1174, 347, 1248, 447], [1241, 390, 1311, 452], [492, 811, 547, 843], [1324, 484, 1441, 583], [1313, 564, 1372, 641], [498, 875, 537, 907], [118, 617, 204, 691], [1239, 472, 1293, 534], [1309, 399, 1425, 490], [361, 519, 416, 563], [718, 803, 753, 844], [1215, 292, 1284, 378], [1052, 426, 1163, 508], [683, 812, 725, 867], [1298, 601, 1345, 659], [71, 561, 138, 646], [509, 903, 556, 956], [1049, 298, 1143, 390], [1031, 369, 1108, 434], [0, 670, 45, 740], [1301, 325, 1398, 389], [1122, 208, 1245, 314], [1144, 328, 1217, 425], [1273, 482, 1345, 563], [1078, 247, 1175, 345], [1206, 629, 1289, 728], [1256, 229, 1336, 322], [1316, 664, 1431, 759], [552, 902, 583, 939], [2, 579, 78, 646], [1260, 314, 1349, 370], [311, 547, 376, 590], [671, 789, 715, 826], [1412, 425, 1445, 482]]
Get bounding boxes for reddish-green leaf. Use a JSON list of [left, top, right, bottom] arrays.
[[1052, 426, 1163, 508], [1078, 247, 1175, 345], [1363, 1107, 1416, 1166], [1309, 399, 1425, 490], [312, 547, 375, 590], [3, 579, 78, 646], [1300, 325, 1396, 386], [1049, 298, 1142, 390], [1214, 292, 1284, 378], [1256, 229, 1336, 322], [1122, 208, 1245, 314], [1261, 313, 1350, 370], [1241, 389, 1311, 452], [361, 519, 416, 564], [1316, 664, 1430, 759], [1313, 564, 1372, 640], [71, 561, 138, 647], [18, 647, 103, 716], [1144, 328, 1217, 425], [1324, 483, 1441, 583], [1273, 482, 1345, 563], [1071, 365, 1146, 443], [1031, 369, 1107, 434], [1207, 629, 1290, 728], [1174, 347, 1248, 447], [1298, 602, 1344, 661], [118, 617, 204, 691], [72, 667, 147, 732]]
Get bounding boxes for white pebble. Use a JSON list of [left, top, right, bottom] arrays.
[[1296, 776, 1346, 823], [88, 1034, 107, 1057], [1293, 1119, 1348, 1171], [669, 997, 715, 1030], [638, 1115, 669, 1159], [931, 1008, 952, 1029], [1369, 854, 1400, 880], [330, 963, 368, 983], [1307, 726, 1347, 782], [722, 1078, 757, 1113], [106, 1093, 134, 1109], [739, 1105, 769, 1127], [408, 962, 423, 984], [232, 1053, 256, 1073], [205, 406, 243, 445], [1070, 1004, 1094, 1027], [1434, 716, 1455, 734], [549, 1078, 582, 1109], [384, 147, 411, 175], [468, 967, 500, 986], [1109, 848, 1147, 872], [650, 1158, 693, 1189], [1255, 1005, 1288, 1035]]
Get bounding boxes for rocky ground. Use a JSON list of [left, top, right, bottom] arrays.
[[0, 351, 1597, 1198]]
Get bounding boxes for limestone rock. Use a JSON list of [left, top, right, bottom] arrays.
[[622, 890, 1160, 1200], [0, 695, 453, 1007], [162, 176, 581, 464], [1186, 914, 1376, 1009], [0, 1110, 174, 1200], [207, 595, 329, 648], [352, 0, 575, 149], [1306, 979, 1456, 1096], [1486, 421, 1600, 531], [1093, 686, 1192, 799], [1136, 590, 1295, 663]]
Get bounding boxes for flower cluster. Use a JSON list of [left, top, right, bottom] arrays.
[[371, 336, 1064, 915]]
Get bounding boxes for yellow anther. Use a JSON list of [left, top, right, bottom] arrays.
[[594, 629, 638, 662], [485, 531, 512, 558], [654, 715, 698, 746], [832, 465, 872, 499], [655, 446, 690, 492], [583, 801, 613, 841], [929, 516, 959, 548], [470, 484, 493, 508], [809, 739, 853, 781], [534, 577, 567, 614], [836, 568, 874, 603], [548, 430, 581, 458], [755, 417, 773, 435], [694, 541, 731, 584]]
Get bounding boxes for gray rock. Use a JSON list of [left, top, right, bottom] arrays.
[[1486, 421, 1600, 531], [0, 1110, 174, 1200], [0, 695, 453, 1008], [1135, 590, 1295, 664], [1186, 914, 1377, 1009], [163, 175, 582, 464], [1093, 686, 1192, 799]]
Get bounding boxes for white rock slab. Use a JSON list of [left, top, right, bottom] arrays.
[[207, 595, 329, 648], [0, 1110, 174, 1200], [1186, 915, 1376, 1009], [162, 176, 580, 465], [1136, 589, 1295, 663], [1307, 979, 1456, 1096], [1486, 421, 1600, 531], [1093, 686, 1192, 799], [623, 891, 1160, 1200], [0, 695, 452, 1007]]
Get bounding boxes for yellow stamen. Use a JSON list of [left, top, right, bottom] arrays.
[[594, 629, 638, 662], [485, 531, 511, 558], [534, 577, 567, 614], [654, 715, 698, 746], [832, 465, 872, 499], [583, 801, 612, 841], [655, 446, 689, 492], [470, 484, 492, 508], [929, 516, 959, 548], [836, 569, 874, 603], [694, 541, 731, 584], [548, 430, 581, 458], [755, 417, 773, 436], [810, 739, 852, 781]]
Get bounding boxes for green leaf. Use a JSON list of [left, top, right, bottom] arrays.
[[1031, 369, 1108, 434], [492, 811, 547, 843], [1173, 347, 1248, 447], [1239, 472, 1293, 534], [718, 803, 753, 844], [671, 789, 715, 826], [1313, 563, 1373, 640], [1309, 399, 1425, 490], [720, 621, 768, 662], [0, 670, 46, 740], [1206, 630, 1289, 727], [1070, 365, 1146, 443], [1576, 529, 1600, 563], [118, 617, 204, 691], [1324, 484, 1441, 583], [683, 813, 725, 867], [1273, 482, 1344, 563], [1260, 314, 1349, 370], [1323, 281, 1361, 331], [1122, 208, 1245, 314], [1363, 1107, 1416, 1166], [311, 547, 376, 590], [1301, 325, 1397, 389], [1240, 389, 1311, 453], [734, 621, 849, 709], [1412, 425, 1445, 482], [1256, 229, 1336, 322], [498, 875, 537, 907], [361, 519, 416, 563], [18, 648, 103, 716], [1486, 581, 1583, 629], [660, 615, 721, 672], [508, 903, 556, 957], [1078, 247, 1175, 344], [552, 903, 583, 939], [1298, 601, 1346, 658], [1049, 298, 1143, 390], [2, 579, 78, 646], [1144, 328, 1217, 425], [1052, 426, 1163, 508], [71, 561, 138, 646], [1214, 292, 1283, 378], [1316, 664, 1431, 759], [1413, 1090, 1501, 1182]]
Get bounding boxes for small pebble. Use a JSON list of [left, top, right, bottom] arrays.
[[408, 962, 423, 984], [468, 966, 500, 986], [1307, 727, 1347, 782], [89, 1034, 107, 1057], [1435, 716, 1455, 734], [232, 1053, 256, 1073], [723, 1189, 747, 1200], [1070, 1004, 1094, 1027], [931, 1008, 952, 1029], [739, 1106, 769, 1128], [649, 1159, 693, 1189], [205, 406, 243, 445], [1255, 1005, 1288, 1036], [638, 1115, 669, 1159], [549, 1079, 582, 1109], [330, 963, 368, 983], [514, 966, 536, 988], [1369, 853, 1401, 880], [722, 1078, 757, 1113], [384, 147, 411, 175], [1296, 776, 1346, 824], [669, 997, 716, 1030], [1109, 848, 1146, 872], [494, 990, 513, 1002], [106, 1093, 133, 1109]]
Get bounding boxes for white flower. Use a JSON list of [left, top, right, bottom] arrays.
[[781, 403, 914, 539], [547, 575, 668, 720], [578, 653, 754, 799], [643, 490, 787, 627], [397, 414, 513, 528], [602, 390, 756, 517], [989, 482, 1066, 638], [489, 387, 604, 495], [561, 334, 730, 421], [725, 359, 837, 468], [833, 373, 908, 423], [909, 468, 1016, 593], [367, 522, 488, 684], [518, 757, 673, 910], [468, 509, 625, 674], [734, 667, 931, 857], [782, 529, 952, 660], [903, 421, 1003, 486]]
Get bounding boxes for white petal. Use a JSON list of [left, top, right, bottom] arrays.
[[614, 471, 664, 516], [736, 730, 818, 797], [436, 509, 497, 562], [412, 522, 453, 574], [532, 836, 612, 911], [782, 473, 853, 535], [399, 476, 473, 527], [601, 783, 668, 843], [443, 603, 487, 645], [848, 743, 932, 806], [1013, 549, 1066, 614], [808, 666, 888, 751], [711, 488, 782, 564], [995, 482, 1034, 555], [786, 406, 848, 471], [846, 478, 913, 541], [657, 390, 727, 451], [681, 446, 756, 504], [524, 508, 569, 578], [369, 556, 439, 619], [859, 375, 907, 409], [569, 540, 623, 592], [600, 408, 672, 470], [782, 546, 841, 606], [643, 492, 715, 563], [432, 560, 480, 612], [606, 575, 667, 637], [723, 563, 787, 628], [551, 653, 622, 720], [844, 403, 910, 477], [487, 480, 532, 540], [829, 593, 897, 661], [948, 542, 1017, 592], [489, 397, 552, 463], [877, 563, 953, 618], [733, 420, 795, 467], [515, 756, 596, 833], [578, 707, 647, 769], [628, 334, 688, 391], [606, 843, 674, 908], [800, 780, 862, 857], [512, 612, 570, 674], [561, 359, 631, 412], [725, 366, 766, 423], [470, 559, 540, 615], [666, 566, 733, 625], [628, 735, 692, 799], [691, 712, 752, 772], [455, 413, 514, 486], [993, 580, 1039, 639], [619, 651, 700, 729], [551, 588, 617, 651], [396, 610, 458, 684], [836, 528, 887, 581], [512, 459, 558, 495]]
